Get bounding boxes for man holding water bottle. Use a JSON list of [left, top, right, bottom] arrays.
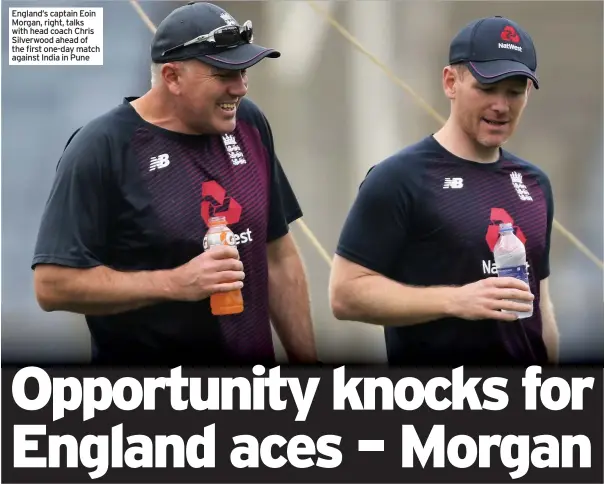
[[330, 16, 559, 366]]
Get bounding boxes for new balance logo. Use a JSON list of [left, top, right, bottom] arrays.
[[443, 177, 463, 189], [498, 43, 522, 52], [150, 153, 170, 171]]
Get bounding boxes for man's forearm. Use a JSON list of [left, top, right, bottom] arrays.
[[331, 274, 453, 327], [267, 237, 317, 363], [34, 265, 172, 315]]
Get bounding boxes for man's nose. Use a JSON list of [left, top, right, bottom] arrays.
[[491, 95, 511, 113], [229, 72, 248, 97]]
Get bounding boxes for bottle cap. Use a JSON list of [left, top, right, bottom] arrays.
[[498, 222, 514, 233], [208, 216, 228, 227]]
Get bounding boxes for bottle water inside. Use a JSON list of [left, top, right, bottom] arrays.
[[493, 222, 533, 319]]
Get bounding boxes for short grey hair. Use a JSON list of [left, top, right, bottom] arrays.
[[150, 61, 192, 86], [150, 62, 163, 87]]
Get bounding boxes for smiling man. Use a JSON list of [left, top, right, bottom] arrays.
[[32, 2, 317, 366], [330, 16, 559, 366]]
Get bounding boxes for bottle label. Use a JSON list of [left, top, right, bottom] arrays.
[[203, 231, 235, 250], [498, 264, 529, 284]]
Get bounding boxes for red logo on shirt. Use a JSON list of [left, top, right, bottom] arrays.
[[200, 181, 242, 225], [486, 207, 526, 251]]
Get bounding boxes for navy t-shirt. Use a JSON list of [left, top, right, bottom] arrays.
[[336, 135, 554, 365], [32, 97, 302, 366]]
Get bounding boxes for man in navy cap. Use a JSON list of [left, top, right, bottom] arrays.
[[330, 16, 559, 365], [32, 2, 318, 366]]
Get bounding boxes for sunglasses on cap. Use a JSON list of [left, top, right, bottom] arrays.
[[161, 20, 253, 58]]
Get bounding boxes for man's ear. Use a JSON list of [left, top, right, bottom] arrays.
[[162, 62, 187, 95], [443, 65, 459, 100]]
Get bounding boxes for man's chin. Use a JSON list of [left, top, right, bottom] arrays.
[[215, 119, 237, 135], [477, 135, 509, 149]]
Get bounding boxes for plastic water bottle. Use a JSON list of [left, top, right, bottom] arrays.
[[203, 216, 244, 316], [493, 222, 533, 319]]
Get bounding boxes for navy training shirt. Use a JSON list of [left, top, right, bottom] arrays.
[[336, 135, 554, 365], [32, 97, 302, 366]]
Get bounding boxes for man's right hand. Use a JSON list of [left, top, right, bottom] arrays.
[[449, 277, 534, 322], [167, 246, 245, 302]]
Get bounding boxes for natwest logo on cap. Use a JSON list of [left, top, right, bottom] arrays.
[[500, 25, 520, 43], [499, 25, 522, 52], [498, 42, 523, 52]]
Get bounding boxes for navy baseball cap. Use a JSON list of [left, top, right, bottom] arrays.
[[449, 16, 539, 89], [151, 2, 280, 70]]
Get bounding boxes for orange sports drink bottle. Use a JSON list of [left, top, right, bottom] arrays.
[[203, 216, 244, 316]]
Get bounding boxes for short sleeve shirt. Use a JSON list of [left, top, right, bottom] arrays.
[[336, 135, 554, 365], [32, 97, 302, 365]]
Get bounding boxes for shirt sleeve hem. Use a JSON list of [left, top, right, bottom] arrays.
[[266, 208, 303, 243], [335, 246, 391, 277], [31, 255, 103, 270]]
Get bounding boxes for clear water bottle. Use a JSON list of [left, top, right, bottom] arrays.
[[493, 222, 533, 319]]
